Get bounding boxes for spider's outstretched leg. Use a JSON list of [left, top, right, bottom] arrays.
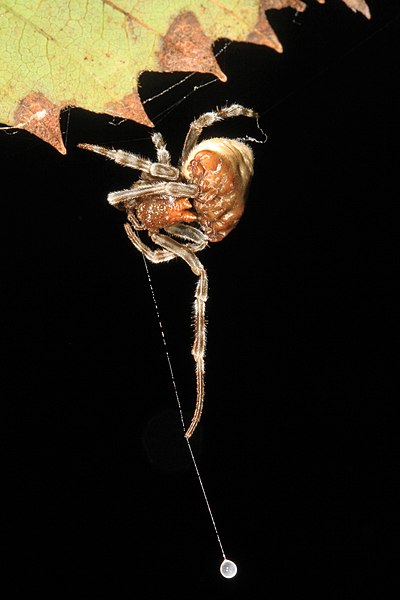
[[78, 143, 180, 181], [180, 104, 258, 165], [150, 232, 208, 439]]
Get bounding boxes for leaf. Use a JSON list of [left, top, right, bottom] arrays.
[[0, 0, 370, 153]]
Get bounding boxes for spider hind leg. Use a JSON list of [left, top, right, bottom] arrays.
[[150, 232, 208, 439], [180, 104, 258, 165]]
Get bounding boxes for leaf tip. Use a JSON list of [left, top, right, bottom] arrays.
[[344, 0, 371, 19], [247, 2, 308, 53], [158, 11, 227, 81], [14, 93, 67, 154], [105, 91, 154, 128]]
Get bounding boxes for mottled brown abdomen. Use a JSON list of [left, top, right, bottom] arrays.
[[183, 138, 254, 242]]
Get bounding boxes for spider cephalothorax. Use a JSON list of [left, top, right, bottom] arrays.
[[79, 104, 257, 438]]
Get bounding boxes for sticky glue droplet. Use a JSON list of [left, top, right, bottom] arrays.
[[220, 558, 237, 579]]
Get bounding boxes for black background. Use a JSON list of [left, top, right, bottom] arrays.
[[1, 1, 398, 597]]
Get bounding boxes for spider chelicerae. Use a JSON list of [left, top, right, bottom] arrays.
[[78, 104, 257, 438]]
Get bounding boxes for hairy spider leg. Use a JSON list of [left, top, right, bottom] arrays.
[[124, 219, 177, 263], [78, 143, 179, 181], [107, 181, 198, 207], [148, 232, 208, 439], [124, 221, 208, 438], [180, 104, 259, 166], [187, 270, 207, 439], [165, 223, 209, 252], [151, 132, 171, 165]]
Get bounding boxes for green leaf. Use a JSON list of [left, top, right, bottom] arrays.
[[0, 0, 370, 153]]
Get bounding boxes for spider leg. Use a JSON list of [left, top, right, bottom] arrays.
[[78, 143, 179, 181], [124, 221, 176, 263], [180, 104, 258, 165], [164, 223, 208, 252], [124, 224, 207, 437], [151, 132, 171, 165], [150, 232, 208, 439], [108, 181, 198, 207], [126, 211, 145, 231]]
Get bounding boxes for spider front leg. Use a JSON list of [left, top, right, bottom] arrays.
[[78, 143, 180, 181], [150, 232, 208, 439]]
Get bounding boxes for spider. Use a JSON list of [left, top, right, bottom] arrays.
[[78, 104, 257, 438]]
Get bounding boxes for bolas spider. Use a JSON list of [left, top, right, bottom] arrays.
[[78, 104, 257, 438]]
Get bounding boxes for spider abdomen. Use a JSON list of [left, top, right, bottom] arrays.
[[183, 138, 254, 242]]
